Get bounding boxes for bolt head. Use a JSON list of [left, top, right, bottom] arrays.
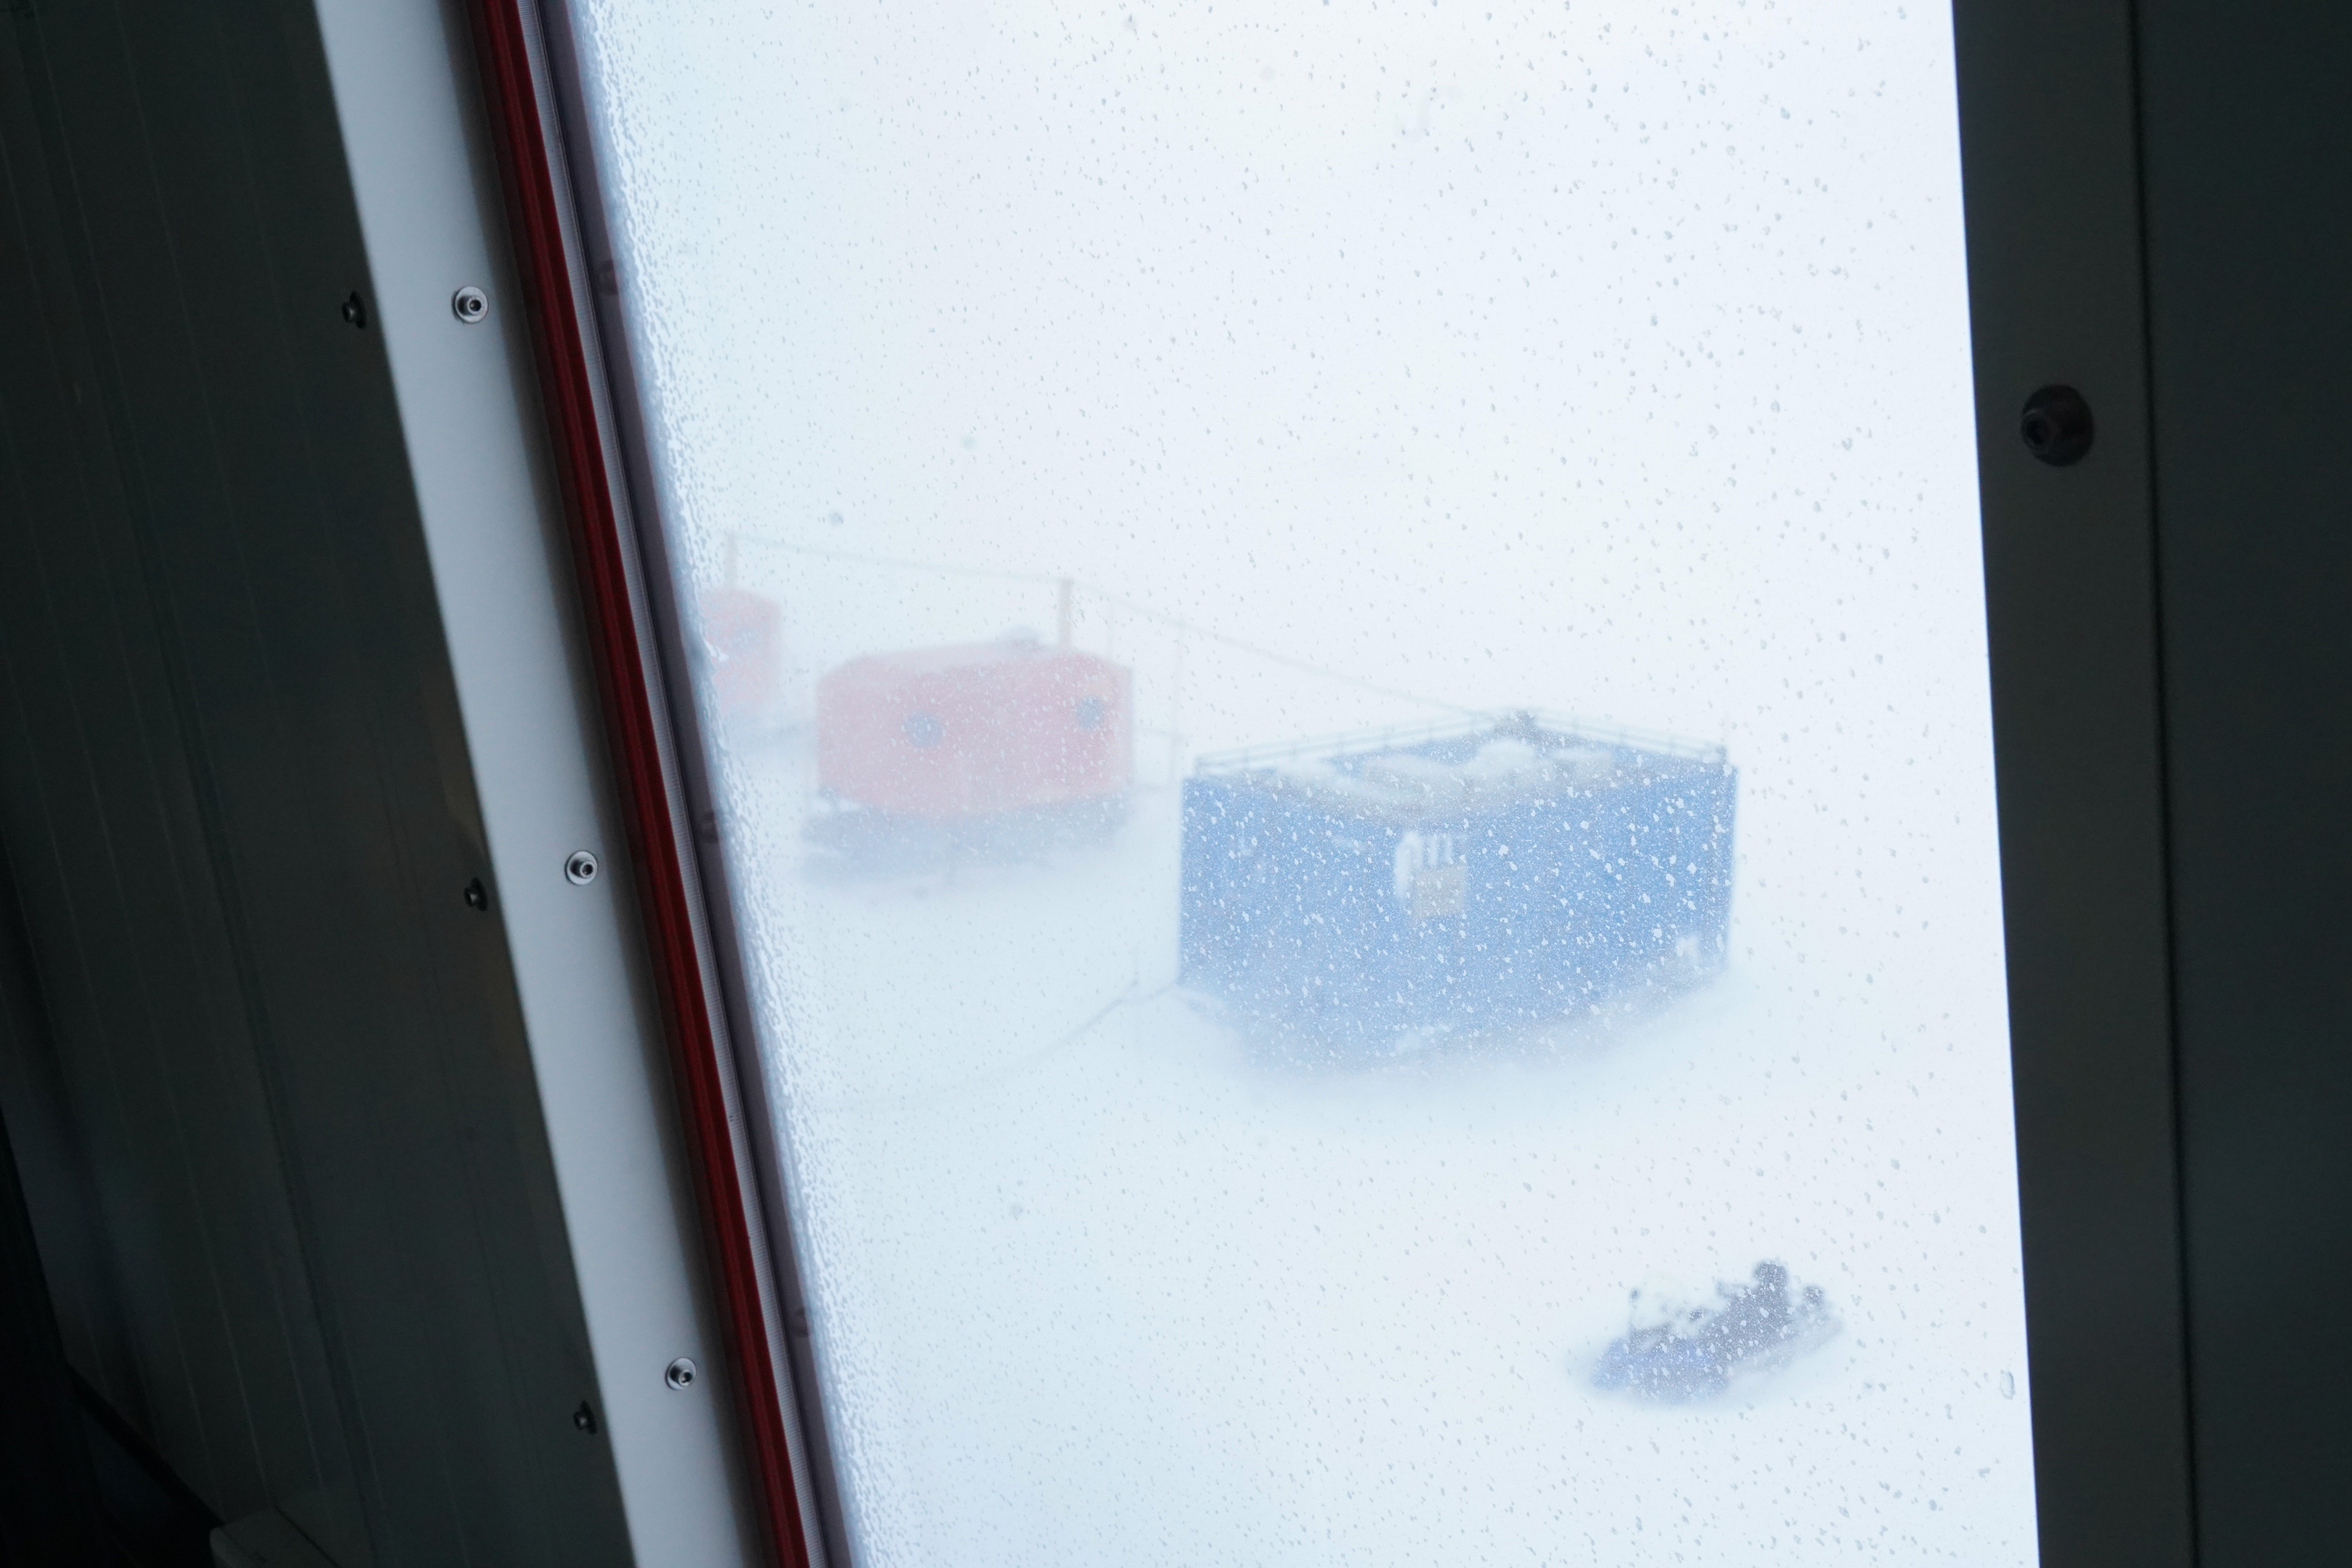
[[565, 851, 601, 886], [2019, 384, 2093, 466], [665, 1357, 698, 1391], [452, 286, 490, 324]]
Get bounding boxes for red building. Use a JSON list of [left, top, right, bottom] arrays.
[[816, 640, 1131, 819], [701, 586, 784, 726]]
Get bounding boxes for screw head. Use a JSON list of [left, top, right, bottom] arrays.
[[665, 1357, 698, 1391], [565, 851, 600, 886], [452, 286, 490, 324], [463, 878, 490, 911], [2020, 384, 2094, 466]]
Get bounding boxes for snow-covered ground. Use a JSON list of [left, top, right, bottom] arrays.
[[721, 742, 2034, 1566], [572, 0, 2041, 1559]]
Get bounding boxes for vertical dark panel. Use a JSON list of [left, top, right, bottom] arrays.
[[0, 1, 635, 1563], [0, 693, 142, 1435], [0, 10, 355, 1539], [0, 1091, 114, 1566], [1951, 3, 2196, 1564], [2134, 4, 2352, 1562]]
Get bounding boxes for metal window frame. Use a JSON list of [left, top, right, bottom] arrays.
[[1953, 4, 2196, 1563], [442, 1, 838, 1562], [300, 0, 793, 1562], [419, 1, 2209, 1564]]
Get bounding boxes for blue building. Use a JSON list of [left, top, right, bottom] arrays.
[[1180, 712, 1737, 1051]]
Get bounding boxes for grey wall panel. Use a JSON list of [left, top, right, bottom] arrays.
[[0, 829, 141, 1463], [0, 17, 358, 1544], [1950, 3, 2196, 1564], [0, 1058, 113, 1566], [2134, 4, 2352, 1561], [0, 2, 639, 1563]]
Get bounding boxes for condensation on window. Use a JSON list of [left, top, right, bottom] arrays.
[[566, 1, 2036, 1562]]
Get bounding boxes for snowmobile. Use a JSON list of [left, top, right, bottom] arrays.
[[1591, 1261, 1838, 1403]]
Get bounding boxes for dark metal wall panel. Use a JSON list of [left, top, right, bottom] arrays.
[[2133, 5, 2352, 1562], [0, 735, 140, 1430], [0, 2, 635, 1564], [0, 1087, 113, 1567], [0, 15, 355, 1544], [1950, 3, 2196, 1564]]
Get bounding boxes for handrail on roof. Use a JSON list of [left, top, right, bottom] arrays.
[[1191, 709, 1730, 775]]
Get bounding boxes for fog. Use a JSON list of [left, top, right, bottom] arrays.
[[570, 0, 2038, 1560]]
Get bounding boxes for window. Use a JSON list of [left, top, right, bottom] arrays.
[[556, 1, 2037, 1560]]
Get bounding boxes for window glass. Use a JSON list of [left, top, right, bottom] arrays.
[[566, 1, 2037, 1561]]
